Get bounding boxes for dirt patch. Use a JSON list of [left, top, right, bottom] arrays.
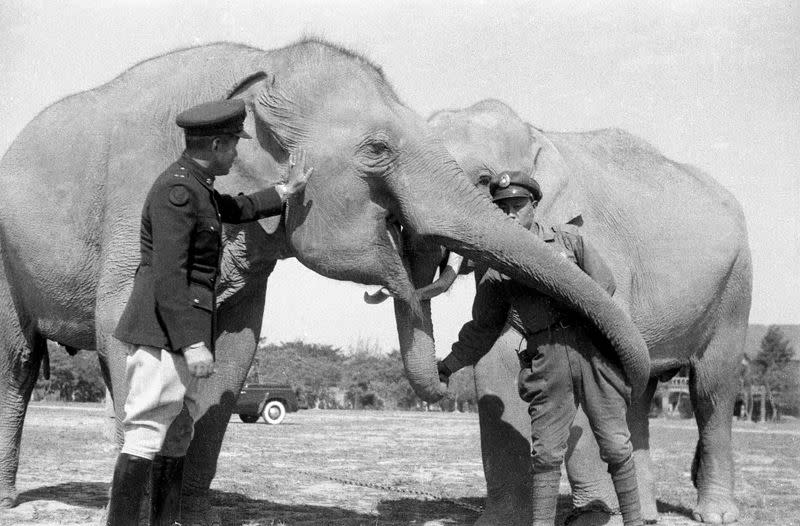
[[1, 405, 798, 525]]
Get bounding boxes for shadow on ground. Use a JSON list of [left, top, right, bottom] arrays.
[[656, 499, 694, 519], [14, 484, 624, 525], [17, 481, 109, 508], [211, 489, 484, 525], [15, 483, 482, 525]]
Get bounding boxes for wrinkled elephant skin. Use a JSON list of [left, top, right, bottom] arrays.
[[0, 42, 648, 520], [425, 100, 752, 525]]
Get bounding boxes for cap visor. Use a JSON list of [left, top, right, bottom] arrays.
[[492, 188, 533, 202]]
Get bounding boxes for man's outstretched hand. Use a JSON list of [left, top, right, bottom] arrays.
[[279, 148, 313, 200]]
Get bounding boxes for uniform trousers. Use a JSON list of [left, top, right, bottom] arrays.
[[120, 344, 212, 460], [517, 324, 632, 473]]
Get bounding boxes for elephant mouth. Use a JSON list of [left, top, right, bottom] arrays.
[[386, 214, 404, 259], [364, 216, 462, 305], [364, 216, 404, 304]]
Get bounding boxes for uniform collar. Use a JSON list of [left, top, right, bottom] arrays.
[[531, 221, 555, 242], [178, 152, 216, 190]]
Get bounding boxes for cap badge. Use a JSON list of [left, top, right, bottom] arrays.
[[499, 173, 511, 188]]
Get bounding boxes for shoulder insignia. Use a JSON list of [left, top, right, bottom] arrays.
[[168, 185, 190, 206]]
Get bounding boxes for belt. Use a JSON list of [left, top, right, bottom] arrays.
[[516, 318, 584, 365], [513, 318, 579, 340], [533, 318, 578, 335]]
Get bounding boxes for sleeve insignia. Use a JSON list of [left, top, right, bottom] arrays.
[[168, 185, 190, 206]]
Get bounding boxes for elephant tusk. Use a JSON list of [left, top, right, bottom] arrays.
[[364, 287, 393, 304], [365, 251, 465, 305], [415, 251, 464, 300]]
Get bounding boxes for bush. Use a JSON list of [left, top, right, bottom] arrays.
[[34, 342, 105, 402]]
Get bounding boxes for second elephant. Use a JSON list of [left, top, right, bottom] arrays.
[[421, 99, 751, 525]]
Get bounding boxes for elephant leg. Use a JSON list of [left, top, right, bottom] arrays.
[[95, 280, 134, 449], [180, 275, 269, 525], [473, 328, 532, 526], [0, 265, 45, 508], [688, 330, 743, 524], [627, 378, 659, 524]]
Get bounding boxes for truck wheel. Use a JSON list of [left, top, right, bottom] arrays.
[[239, 414, 259, 424], [262, 400, 286, 425]]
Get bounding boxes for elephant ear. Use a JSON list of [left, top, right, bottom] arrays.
[[253, 74, 306, 155], [224, 72, 289, 236], [529, 125, 585, 226]]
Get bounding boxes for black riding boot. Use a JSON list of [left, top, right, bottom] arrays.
[[106, 453, 152, 526], [531, 469, 561, 526], [609, 456, 644, 526], [150, 455, 185, 526]]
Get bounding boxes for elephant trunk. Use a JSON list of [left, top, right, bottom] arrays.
[[389, 153, 650, 402]]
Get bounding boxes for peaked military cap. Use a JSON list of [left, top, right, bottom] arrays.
[[176, 99, 251, 139], [490, 171, 543, 202]]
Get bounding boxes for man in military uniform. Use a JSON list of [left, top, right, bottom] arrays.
[[438, 172, 643, 526], [107, 99, 312, 526]]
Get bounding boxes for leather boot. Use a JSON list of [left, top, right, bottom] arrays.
[[609, 457, 644, 526], [150, 455, 185, 526], [531, 469, 561, 526], [106, 453, 152, 526]]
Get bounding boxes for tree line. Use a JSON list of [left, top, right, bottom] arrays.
[[739, 325, 800, 421], [246, 339, 478, 412], [32, 326, 799, 420]]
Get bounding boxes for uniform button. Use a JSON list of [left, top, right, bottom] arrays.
[[210, 226, 215, 231], [206, 178, 211, 184], [193, 298, 199, 303]]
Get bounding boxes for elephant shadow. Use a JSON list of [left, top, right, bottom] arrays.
[[655, 499, 694, 518], [211, 489, 485, 525], [15, 483, 484, 525], [17, 481, 109, 508]]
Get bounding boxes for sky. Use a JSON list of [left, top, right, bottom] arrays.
[[1, 0, 798, 354]]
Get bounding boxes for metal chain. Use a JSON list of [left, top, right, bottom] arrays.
[[296, 468, 484, 514]]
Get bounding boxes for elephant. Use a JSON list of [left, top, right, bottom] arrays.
[[0, 41, 650, 523], [417, 99, 752, 524]]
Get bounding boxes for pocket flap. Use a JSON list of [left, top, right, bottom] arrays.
[[189, 283, 214, 312]]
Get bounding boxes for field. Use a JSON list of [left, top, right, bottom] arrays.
[[2, 404, 798, 526]]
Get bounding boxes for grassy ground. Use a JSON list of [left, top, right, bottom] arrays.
[[1, 404, 798, 525]]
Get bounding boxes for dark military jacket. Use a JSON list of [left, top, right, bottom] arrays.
[[114, 153, 284, 354], [447, 222, 616, 369]]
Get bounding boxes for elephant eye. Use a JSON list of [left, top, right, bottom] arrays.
[[367, 140, 390, 156], [357, 134, 396, 177], [477, 174, 492, 186]]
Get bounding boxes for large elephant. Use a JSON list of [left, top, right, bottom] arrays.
[[0, 41, 649, 522], [419, 100, 751, 524]]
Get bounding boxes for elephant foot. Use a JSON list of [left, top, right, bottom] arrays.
[[692, 493, 739, 524], [0, 486, 18, 508], [563, 503, 623, 526], [181, 494, 222, 526]]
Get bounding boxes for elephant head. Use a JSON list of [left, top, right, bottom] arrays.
[[225, 46, 647, 401], [402, 99, 652, 397]]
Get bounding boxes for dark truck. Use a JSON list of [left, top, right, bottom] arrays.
[[234, 383, 302, 425]]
